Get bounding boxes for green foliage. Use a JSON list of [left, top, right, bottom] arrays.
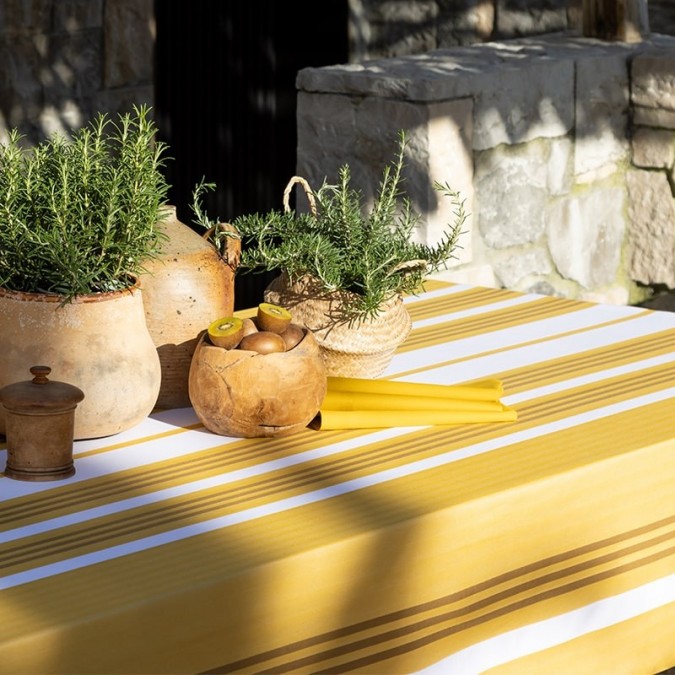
[[232, 131, 467, 321], [190, 177, 240, 254], [0, 105, 170, 299]]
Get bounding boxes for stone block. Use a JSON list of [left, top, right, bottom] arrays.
[[632, 106, 675, 129], [95, 86, 154, 120], [362, 0, 438, 23], [53, 0, 103, 31], [547, 188, 626, 288], [357, 1, 439, 59], [496, 0, 569, 38], [632, 49, 675, 111], [574, 53, 630, 177], [470, 50, 574, 150], [296, 95, 474, 264], [626, 169, 675, 287], [297, 40, 575, 153], [547, 137, 573, 195], [580, 285, 631, 306], [632, 127, 675, 168], [103, 0, 154, 88], [0, 0, 51, 37], [47, 31, 102, 101], [437, 0, 495, 46], [493, 247, 553, 288], [432, 263, 499, 288], [474, 140, 553, 248]]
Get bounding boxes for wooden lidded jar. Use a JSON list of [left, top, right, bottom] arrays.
[[0, 365, 84, 481], [138, 206, 241, 409]]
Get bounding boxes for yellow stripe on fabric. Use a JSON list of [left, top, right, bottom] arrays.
[[0, 364, 670, 574], [419, 278, 454, 292], [1, 399, 673, 673]]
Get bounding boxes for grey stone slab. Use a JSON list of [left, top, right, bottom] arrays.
[[632, 48, 675, 111], [631, 127, 675, 168]]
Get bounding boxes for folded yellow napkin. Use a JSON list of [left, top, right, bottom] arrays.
[[326, 376, 503, 401], [321, 389, 505, 412], [309, 407, 518, 430], [306, 376, 517, 430]]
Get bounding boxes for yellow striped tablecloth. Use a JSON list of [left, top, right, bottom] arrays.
[[1, 282, 674, 674]]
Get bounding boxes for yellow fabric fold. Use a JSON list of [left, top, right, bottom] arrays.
[[321, 389, 506, 412], [326, 376, 503, 401], [309, 407, 518, 430]]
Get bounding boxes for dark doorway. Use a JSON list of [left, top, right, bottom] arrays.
[[154, 1, 349, 309]]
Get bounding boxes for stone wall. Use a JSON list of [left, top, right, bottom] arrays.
[[349, 0, 675, 60], [1, 1, 674, 302], [349, 0, 583, 60], [296, 33, 675, 304], [0, 0, 153, 143]]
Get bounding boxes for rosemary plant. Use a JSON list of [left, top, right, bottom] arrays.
[[232, 131, 467, 321], [0, 104, 170, 300], [190, 177, 241, 255]]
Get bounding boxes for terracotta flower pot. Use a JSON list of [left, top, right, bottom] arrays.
[[188, 328, 327, 438], [0, 281, 161, 440]]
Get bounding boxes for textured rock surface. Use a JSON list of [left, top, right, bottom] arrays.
[[0, 0, 153, 142]]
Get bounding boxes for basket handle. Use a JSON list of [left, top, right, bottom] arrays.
[[283, 176, 317, 216]]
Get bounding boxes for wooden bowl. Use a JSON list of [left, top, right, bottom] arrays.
[[188, 327, 327, 437]]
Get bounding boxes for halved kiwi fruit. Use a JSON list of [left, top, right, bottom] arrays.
[[239, 331, 286, 354], [207, 316, 244, 349], [257, 302, 292, 334]]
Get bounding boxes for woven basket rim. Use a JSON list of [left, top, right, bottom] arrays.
[[264, 274, 412, 355]]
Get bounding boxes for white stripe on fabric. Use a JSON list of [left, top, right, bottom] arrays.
[[1, 388, 673, 590], [416, 572, 675, 675]]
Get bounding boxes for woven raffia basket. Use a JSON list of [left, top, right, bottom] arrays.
[[264, 272, 412, 378]]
